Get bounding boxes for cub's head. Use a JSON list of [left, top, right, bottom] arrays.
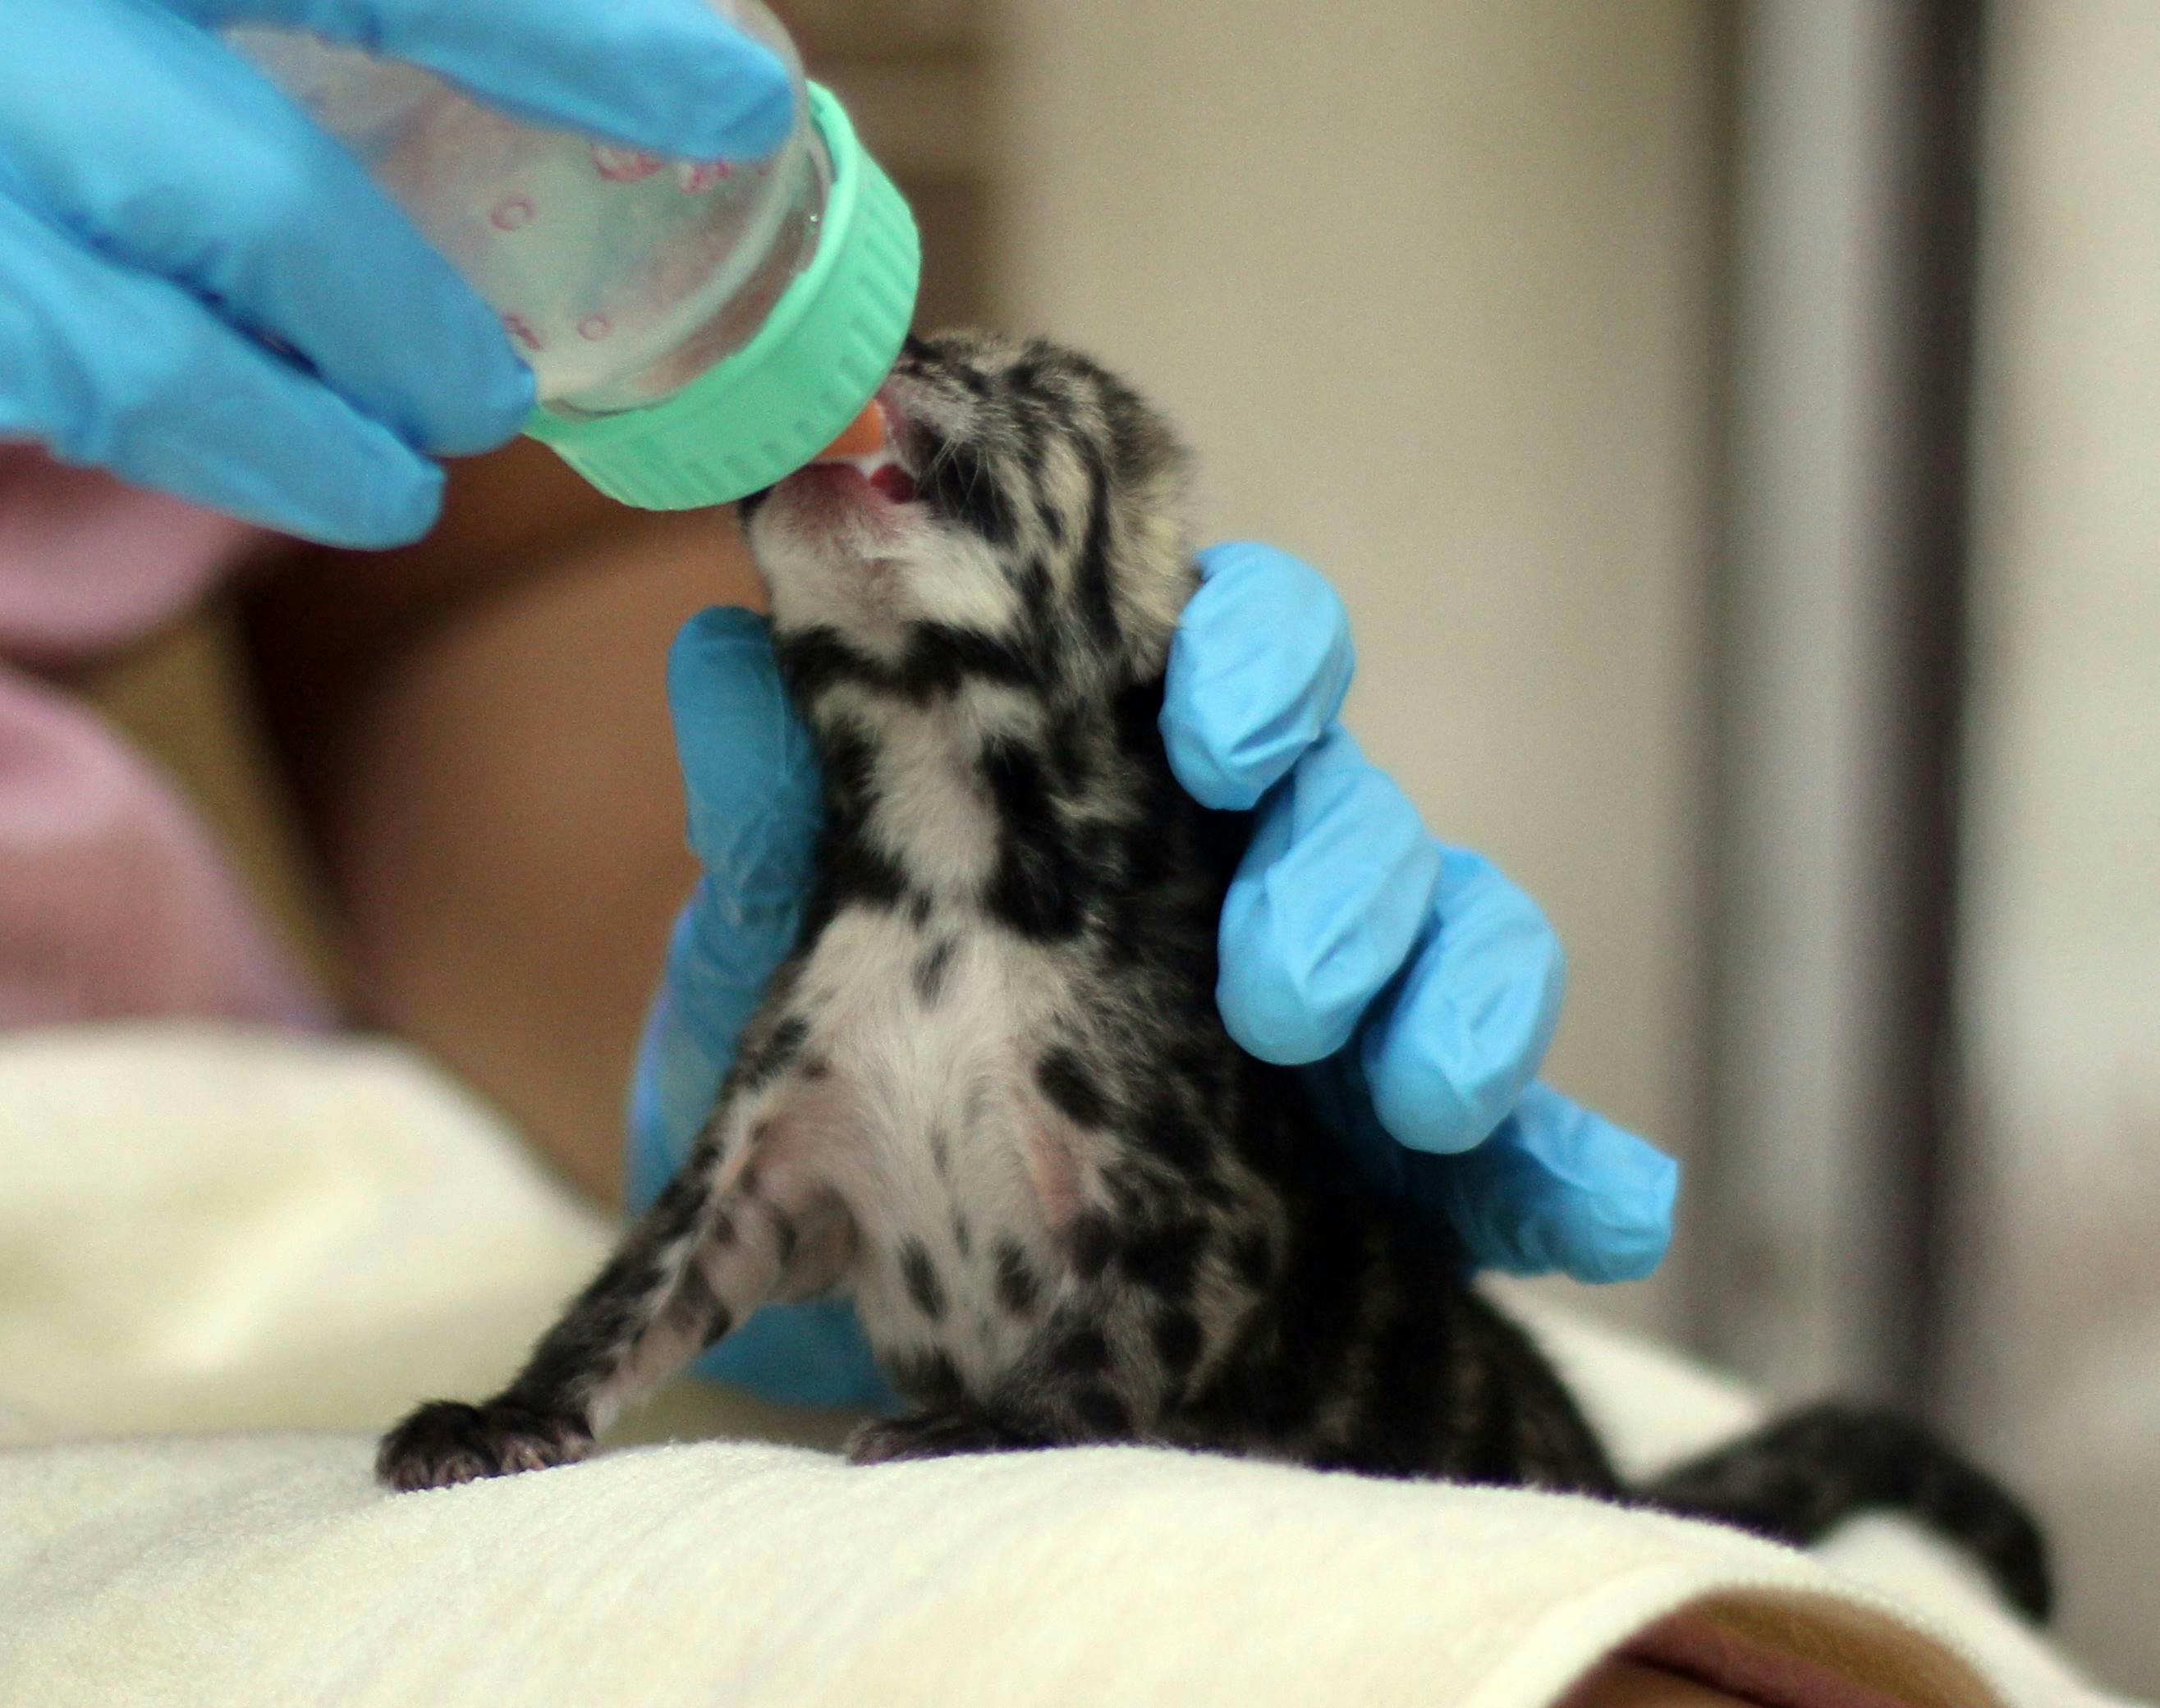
[[742, 331, 1195, 704]]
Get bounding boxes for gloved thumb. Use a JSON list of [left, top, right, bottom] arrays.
[[627, 609, 823, 1210], [668, 606, 823, 919]]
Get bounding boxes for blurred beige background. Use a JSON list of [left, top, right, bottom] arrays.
[[84, 0, 2155, 1692], [1950, 0, 2160, 1692], [988, 2, 1722, 1344]]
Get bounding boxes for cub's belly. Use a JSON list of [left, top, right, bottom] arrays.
[[847, 1136, 1066, 1400], [790, 909, 1080, 1398]]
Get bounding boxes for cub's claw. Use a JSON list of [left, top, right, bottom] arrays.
[[376, 1399, 594, 1491]]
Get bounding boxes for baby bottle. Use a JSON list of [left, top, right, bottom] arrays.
[[225, 2, 919, 508]]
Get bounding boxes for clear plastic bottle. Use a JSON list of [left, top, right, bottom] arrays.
[[226, 2, 918, 508]]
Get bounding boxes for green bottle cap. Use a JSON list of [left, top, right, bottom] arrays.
[[524, 85, 920, 509]]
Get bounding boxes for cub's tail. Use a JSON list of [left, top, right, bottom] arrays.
[[1638, 1403, 2052, 1622]]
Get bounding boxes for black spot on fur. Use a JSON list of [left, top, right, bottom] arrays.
[[817, 831, 914, 916], [818, 720, 879, 819], [1036, 1046, 1110, 1129], [1118, 1220, 1204, 1301], [767, 1206, 799, 1265], [774, 626, 877, 707], [890, 1348, 965, 1406], [901, 1240, 947, 1321], [664, 1268, 733, 1350], [981, 738, 1087, 940], [1053, 1326, 1112, 1376], [913, 939, 956, 1005], [952, 1212, 973, 1258], [1103, 1170, 1151, 1221], [897, 622, 1035, 703], [1067, 1211, 1117, 1281], [1134, 1093, 1211, 1173], [994, 1240, 1039, 1315], [1072, 454, 1121, 650], [736, 1015, 807, 1092], [1043, 712, 1095, 794], [1073, 1386, 1131, 1436], [919, 439, 1020, 546], [1005, 351, 1060, 401], [1111, 676, 1170, 761], [786, 623, 1036, 713], [1152, 1309, 1203, 1378], [1013, 555, 1055, 625]]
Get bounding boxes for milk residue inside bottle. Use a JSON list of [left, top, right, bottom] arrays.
[[228, 1, 919, 507]]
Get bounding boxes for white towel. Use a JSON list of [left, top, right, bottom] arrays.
[[0, 1025, 2136, 1708]]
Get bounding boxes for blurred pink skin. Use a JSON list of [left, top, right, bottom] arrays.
[[0, 445, 330, 1032]]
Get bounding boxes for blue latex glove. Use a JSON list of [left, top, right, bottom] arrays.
[[0, 0, 789, 547], [631, 547, 1680, 1408]]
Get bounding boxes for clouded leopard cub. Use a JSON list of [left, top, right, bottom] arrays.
[[379, 331, 2049, 1620]]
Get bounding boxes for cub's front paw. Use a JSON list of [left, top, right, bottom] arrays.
[[376, 1399, 594, 1492]]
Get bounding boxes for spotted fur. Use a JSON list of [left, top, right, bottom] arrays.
[[378, 331, 2049, 1622]]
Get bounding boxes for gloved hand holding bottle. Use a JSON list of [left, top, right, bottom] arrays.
[[0, 0, 794, 547], [633, 544, 1680, 1408]]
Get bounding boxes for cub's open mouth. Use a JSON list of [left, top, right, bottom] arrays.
[[748, 392, 923, 531], [774, 456, 915, 515], [800, 392, 919, 506], [858, 456, 917, 505]]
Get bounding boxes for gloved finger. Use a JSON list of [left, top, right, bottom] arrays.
[[1355, 847, 1567, 1155], [176, 0, 794, 158], [667, 607, 823, 910], [2, 0, 529, 461], [641, 614, 891, 1408], [1217, 724, 1442, 1065], [627, 891, 759, 1193], [627, 941, 715, 1210], [0, 194, 441, 546], [630, 610, 814, 1152], [1415, 1083, 1678, 1283], [1164, 543, 1355, 811]]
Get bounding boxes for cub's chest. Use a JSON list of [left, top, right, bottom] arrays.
[[790, 904, 1066, 1133]]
